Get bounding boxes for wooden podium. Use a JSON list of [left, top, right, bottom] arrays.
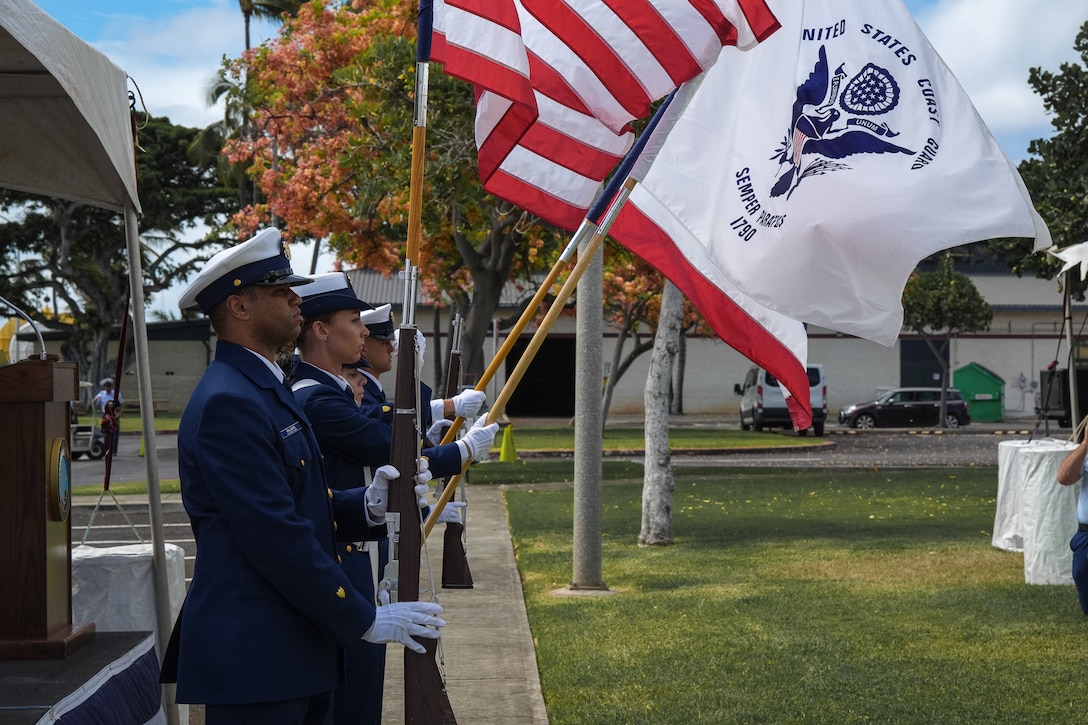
[[0, 357, 95, 659]]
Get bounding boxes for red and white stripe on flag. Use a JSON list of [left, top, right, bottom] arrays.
[[610, 185, 814, 430], [432, 0, 780, 230]]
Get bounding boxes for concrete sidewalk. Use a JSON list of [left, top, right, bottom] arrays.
[[382, 485, 548, 724]]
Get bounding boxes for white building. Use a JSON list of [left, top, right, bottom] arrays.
[[348, 268, 1088, 423], [16, 268, 1081, 422]]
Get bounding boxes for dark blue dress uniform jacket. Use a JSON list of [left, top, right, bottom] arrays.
[[356, 375, 462, 477], [291, 363, 396, 725], [292, 362, 394, 491], [165, 341, 376, 706]]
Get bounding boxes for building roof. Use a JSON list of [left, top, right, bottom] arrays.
[[346, 269, 549, 310], [347, 267, 1084, 313], [965, 271, 1088, 311]]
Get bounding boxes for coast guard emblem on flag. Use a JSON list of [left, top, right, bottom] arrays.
[[770, 44, 913, 199]]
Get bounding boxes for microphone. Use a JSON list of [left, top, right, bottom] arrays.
[[0, 294, 47, 360]]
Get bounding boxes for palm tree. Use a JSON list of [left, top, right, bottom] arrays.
[[239, 0, 304, 52], [188, 69, 248, 203], [191, 1, 304, 209]]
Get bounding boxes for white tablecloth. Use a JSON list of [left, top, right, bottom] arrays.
[[72, 543, 185, 638], [995, 439, 1080, 584]]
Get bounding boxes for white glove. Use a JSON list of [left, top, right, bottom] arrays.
[[426, 418, 452, 446], [365, 465, 398, 521], [414, 457, 432, 509], [429, 399, 446, 424], [452, 389, 486, 419], [438, 500, 466, 525], [362, 601, 445, 654], [458, 420, 499, 465], [393, 328, 426, 369]]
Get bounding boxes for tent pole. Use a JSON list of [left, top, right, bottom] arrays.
[[124, 200, 179, 725], [1066, 275, 1081, 432]]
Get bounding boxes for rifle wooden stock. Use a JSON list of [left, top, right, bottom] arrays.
[[441, 521, 473, 589], [388, 324, 456, 724]]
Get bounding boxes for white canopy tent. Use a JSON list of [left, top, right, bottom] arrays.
[[0, 1, 176, 720]]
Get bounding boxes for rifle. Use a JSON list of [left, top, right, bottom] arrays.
[[385, 265, 456, 723], [384, 3, 455, 719], [440, 315, 472, 589]]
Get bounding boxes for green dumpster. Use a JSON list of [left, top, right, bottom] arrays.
[[953, 362, 1005, 422]]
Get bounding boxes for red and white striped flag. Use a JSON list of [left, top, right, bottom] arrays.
[[431, 0, 780, 230]]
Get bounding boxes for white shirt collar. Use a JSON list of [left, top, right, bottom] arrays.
[[245, 348, 286, 383]]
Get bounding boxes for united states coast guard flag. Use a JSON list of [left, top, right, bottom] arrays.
[[610, 0, 1051, 361]]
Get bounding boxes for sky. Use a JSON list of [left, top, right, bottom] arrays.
[[26, 0, 1088, 315]]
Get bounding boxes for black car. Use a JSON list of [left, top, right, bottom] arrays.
[[837, 387, 971, 429]]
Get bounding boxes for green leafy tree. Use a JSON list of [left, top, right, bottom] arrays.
[[989, 20, 1088, 293], [902, 254, 993, 426], [0, 116, 236, 392], [239, 0, 304, 53]]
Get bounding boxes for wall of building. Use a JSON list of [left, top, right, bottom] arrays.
[[136, 338, 212, 416], [11, 298, 1077, 424]]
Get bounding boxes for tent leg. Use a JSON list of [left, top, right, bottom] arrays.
[[125, 201, 181, 725]]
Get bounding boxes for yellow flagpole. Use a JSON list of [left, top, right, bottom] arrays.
[[424, 178, 637, 537]]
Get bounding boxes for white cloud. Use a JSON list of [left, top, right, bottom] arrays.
[[81, 4, 270, 129], [911, 0, 1083, 157]]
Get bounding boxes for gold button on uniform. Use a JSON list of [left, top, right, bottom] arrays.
[[336, 586, 346, 599], [336, 555, 342, 564], [345, 544, 353, 553], [327, 488, 333, 499]]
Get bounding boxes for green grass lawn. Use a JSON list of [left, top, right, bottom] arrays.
[[74, 415, 182, 433], [75, 450, 1086, 721], [504, 468, 1088, 724]]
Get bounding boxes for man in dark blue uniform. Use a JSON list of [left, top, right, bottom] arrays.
[[289, 273, 495, 725], [161, 229, 444, 725]]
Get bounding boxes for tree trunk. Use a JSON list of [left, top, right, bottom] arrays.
[[672, 330, 686, 414], [460, 269, 504, 384], [600, 321, 628, 430], [640, 280, 682, 546]]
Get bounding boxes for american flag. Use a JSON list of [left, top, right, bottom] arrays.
[[431, 0, 780, 230]]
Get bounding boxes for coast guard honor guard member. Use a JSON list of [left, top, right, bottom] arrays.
[[160, 229, 444, 725]]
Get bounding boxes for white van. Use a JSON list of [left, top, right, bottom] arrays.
[[735, 364, 828, 436]]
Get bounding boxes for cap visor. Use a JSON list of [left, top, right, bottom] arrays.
[[253, 272, 314, 287]]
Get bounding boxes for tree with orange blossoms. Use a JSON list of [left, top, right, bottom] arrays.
[[222, 0, 565, 381], [600, 242, 710, 425]]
